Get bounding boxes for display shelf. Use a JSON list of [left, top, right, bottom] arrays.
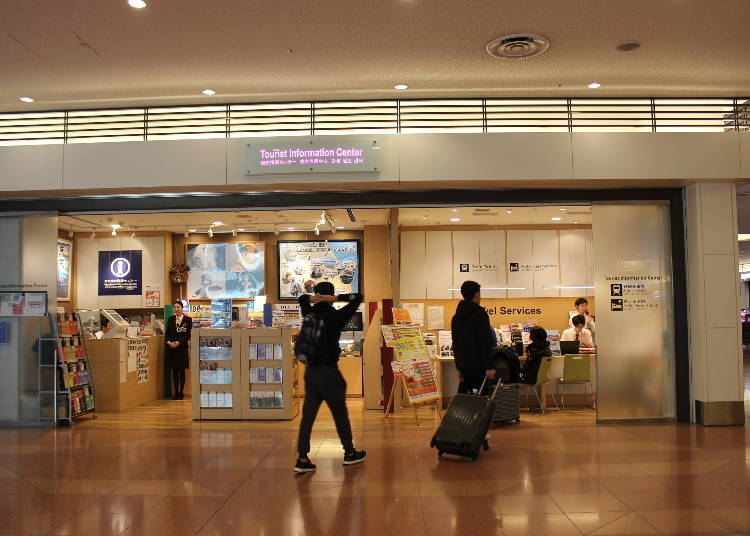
[[190, 327, 298, 420], [54, 313, 96, 424]]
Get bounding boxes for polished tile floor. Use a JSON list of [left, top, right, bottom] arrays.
[[0, 376, 748, 535]]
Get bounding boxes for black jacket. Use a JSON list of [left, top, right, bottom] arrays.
[[522, 340, 552, 385], [299, 293, 363, 367], [451, 300, 494, 373], [165, 315, 192, 356]]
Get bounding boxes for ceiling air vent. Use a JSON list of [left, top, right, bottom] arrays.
[[486, 33, 549, 60]]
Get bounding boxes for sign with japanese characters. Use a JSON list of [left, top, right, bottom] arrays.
[[98, 250, 142, 296], [391, 358, 440, 404], [244, 137, 380, 175], [604, 275, 665, 312]]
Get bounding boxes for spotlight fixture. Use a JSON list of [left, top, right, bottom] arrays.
[[208, 228, 213, 238], [19, 97, 34, 103], [394, 84, 408, 90], [202, 89, 216, 95], [314, 226, 320, 236], [68, 229, 74, 238], [274, 230, 280, 236], [184, 231, 189, 238], [587, 82, 601, 89], [128, 0, 147, 8], [130, 231, 136, 238], [111, 229, 117, 236], [232, 230, 238, 237], [90, 232, 96, 239]]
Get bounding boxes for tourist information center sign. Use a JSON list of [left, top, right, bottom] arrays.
[[244, 138, 380, 174]]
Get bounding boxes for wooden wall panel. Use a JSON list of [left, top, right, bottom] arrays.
[[426, 231, 453, 299], [399, 231, 426, 299], [506, 230, 534, 298]]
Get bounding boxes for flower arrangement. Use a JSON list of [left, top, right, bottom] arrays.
[[169, 263, 190, 283]]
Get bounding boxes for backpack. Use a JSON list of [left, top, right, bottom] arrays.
[[294, 312, 326, 365], [493, 345, 521, 383]]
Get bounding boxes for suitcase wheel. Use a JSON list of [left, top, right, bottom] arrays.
[[437, 450, 443, 458]]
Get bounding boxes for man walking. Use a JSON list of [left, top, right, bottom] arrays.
[[295, 282, 366, 473], [451, 280, 496, 393]]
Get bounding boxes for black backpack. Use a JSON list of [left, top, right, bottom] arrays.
[[294, 312, 326, 365], [493, 345, 521, 383]]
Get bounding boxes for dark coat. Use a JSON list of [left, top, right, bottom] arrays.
[[521, 340, 552, 385], [165, 314, 192, 369], [450, 300, 494, 374]]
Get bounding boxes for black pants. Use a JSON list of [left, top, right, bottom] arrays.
[[457, 368, 485, 394], [297, 366, 354, 457]]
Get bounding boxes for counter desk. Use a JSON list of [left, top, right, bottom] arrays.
[[85, 336, 164, 412]]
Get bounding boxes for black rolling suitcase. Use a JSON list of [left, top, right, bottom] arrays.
[[491, 383, 521, 424], [430, 379, 500, 461]]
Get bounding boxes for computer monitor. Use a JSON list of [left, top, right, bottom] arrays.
[[560, 340, 581, 355], [343, 312, 363, 332]]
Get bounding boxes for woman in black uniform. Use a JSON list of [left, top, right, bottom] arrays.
[[165, 301, 192, 400]]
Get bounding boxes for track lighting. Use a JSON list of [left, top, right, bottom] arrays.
[[130, 231, 136, 238], [314, 226, 320, 236], [232, 230, 238, 237], [274, 230, 280, 236], [68, 229, 74, 238], [208, 228, 213, 238], [111, 229, 117, 236]]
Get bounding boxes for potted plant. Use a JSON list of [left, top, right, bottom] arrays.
[[169, 263, 190, 283]]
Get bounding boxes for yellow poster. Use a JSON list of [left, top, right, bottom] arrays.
[[391, 326, 429, 361], [392, 308, 412, 325]]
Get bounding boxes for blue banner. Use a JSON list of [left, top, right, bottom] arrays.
[[98, 250, 142, 296]]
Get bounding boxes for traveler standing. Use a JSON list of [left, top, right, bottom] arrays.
[[294, 282, 366, 473], [451, 281, 496, 394]]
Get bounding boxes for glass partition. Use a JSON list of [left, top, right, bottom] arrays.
[[592, 203, 675, 421]]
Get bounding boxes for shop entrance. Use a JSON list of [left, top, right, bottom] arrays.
[[41, 194, 681, 426]]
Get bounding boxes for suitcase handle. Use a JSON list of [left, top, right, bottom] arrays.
[[479, 377, 502, 399]]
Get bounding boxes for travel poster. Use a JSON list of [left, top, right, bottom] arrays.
[[187, 242, 265, 300], [278, 240, 360, 299]]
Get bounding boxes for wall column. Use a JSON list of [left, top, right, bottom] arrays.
[[685, 182, 745, 425]]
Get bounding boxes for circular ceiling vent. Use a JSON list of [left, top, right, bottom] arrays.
[[486, 33, 549, 60]]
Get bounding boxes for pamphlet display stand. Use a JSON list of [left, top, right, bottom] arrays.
[[53, 313, 97, 423], [191, 327, 299, 420]]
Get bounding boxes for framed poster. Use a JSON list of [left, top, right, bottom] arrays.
[[98, 250, 142, 296], [278, 240, 360, 299], [186, 242, 265, 300], [56, 239, 73, 301]]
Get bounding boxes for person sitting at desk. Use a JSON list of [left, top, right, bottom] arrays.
[[94, 318, 111, 339], [521, 326, 552, 385], [561, 314, 594, 348]]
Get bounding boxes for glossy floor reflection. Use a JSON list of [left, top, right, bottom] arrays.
[[0, 396, 748, 536]]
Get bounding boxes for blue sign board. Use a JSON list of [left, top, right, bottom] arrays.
[[98, 250, 142, 296]]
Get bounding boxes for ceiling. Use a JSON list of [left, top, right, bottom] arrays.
[[59, 205, 591, 233], [2, 0, 750, 112]]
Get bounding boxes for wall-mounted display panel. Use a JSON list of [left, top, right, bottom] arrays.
[[56, 239, 72, 301], [186, 242, 265, 300], [277, 240, 360, 299]]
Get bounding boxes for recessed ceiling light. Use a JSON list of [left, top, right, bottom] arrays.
[[559, 208, 567, 211], [188, 229, 197, 233], [573, 221, 580, 224], [19, 96, 34, 103], [394, 84, 409, 90], [237, 228, 245, 232], [505, 209, 513, 214], [288, 227, 295, 230], [588, 82, 601, 89], [202, 89, 216, 95], [336, 226, 345, 230], [450, 217, 461, 222], [109, 223, 121, 229], [212, 221, 224, 226], [551, 217, 562, 221], [128, 0, 147, 8], [451, 209, 459, 213]]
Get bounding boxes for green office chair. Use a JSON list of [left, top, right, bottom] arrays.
[[558, 354, 593, 409], [524, 356, 559, 415]]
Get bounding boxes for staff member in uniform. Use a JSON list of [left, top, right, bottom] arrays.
[[569, 297, 595, 333], [561, 314, 594, 348], [165, 301, 192, 400]]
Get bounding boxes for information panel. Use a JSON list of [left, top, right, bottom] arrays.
[[98, 250, 142, 296], [278, 240, 360, 299], [0, 291, 48, 317], [245, 138, 380, 175]]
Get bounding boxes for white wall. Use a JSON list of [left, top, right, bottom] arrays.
[[1, 132, 749, 193], [75, 236, 165, 309], [400, 229, 592, 299], [685, 183, 744, 421]]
